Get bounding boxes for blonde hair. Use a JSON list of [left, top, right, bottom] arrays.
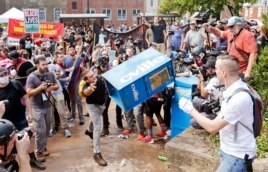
[[217, 55, 240, 76]]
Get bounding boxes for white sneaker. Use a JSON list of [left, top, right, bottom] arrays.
[[64, 129, 72, 138]]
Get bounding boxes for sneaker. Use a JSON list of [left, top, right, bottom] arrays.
[[30, 157, 46, 170], [84, 129, 93, 139], [43, 148, 50, 157], [137, 134, 145, 140], [122, 129, 132, 135], [100, 129, 109, 137], [64, 129, 72, 138], [156, 131, 167, 138], [35, 152, 46, 162], [68, 116, 75, 121], [79, 121, 85, 125], [141, 135, 154, 144], [48, 128, 57, 137], [93, 153, 107, 166]]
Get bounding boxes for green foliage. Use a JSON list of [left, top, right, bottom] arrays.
[[158, 0, 257, 17], [249, 45, 268, 158]]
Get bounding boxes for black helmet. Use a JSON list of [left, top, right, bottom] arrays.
[[0, 119, 16, 146]]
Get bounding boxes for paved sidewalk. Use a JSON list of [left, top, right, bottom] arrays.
[[33, 101, 169, 172]]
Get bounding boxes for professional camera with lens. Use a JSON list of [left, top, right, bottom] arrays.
[[167, 30, 175, 36], [121, 54, 129, 62], [202, 99, 220, 114], [133, 39, 142, 47], [17, 127, 33, 140], [45, 80, 52, 87], [191, 66, 206, 76], [11, 127, 33, 155]]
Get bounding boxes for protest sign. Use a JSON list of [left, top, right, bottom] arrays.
[[23, 9, 40, 33]]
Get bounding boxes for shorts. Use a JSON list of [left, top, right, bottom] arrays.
[[144, 100, 162, 117]]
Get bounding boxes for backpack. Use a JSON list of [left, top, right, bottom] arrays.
[[227, 85, 264, 138]]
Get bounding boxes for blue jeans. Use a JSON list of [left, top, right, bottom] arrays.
[[217, 150, 251, 172]]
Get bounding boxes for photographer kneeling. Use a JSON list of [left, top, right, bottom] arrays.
[[191, 58, 221, 129], [0, 119, 32, 172]]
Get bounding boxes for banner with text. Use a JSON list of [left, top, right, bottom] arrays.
[[23, 9, 40, 33], [8, 19, 64, 45]]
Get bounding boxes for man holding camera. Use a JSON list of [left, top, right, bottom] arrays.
[[0, 67, 45, 170], [26, 55, 59, 162], [0, 119, 32, 172], [179, 55, 256, 171], [207, 16, 258, 81], [191, 58, 221, 129]]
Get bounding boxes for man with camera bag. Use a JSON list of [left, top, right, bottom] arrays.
[[0, 119, 32, 172], [26, 55, 59, 163], [0, 67, 45, 170], [179, 55, 256, 171], [191, 58, 221, 129]]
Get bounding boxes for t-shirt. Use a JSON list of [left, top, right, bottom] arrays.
[[84, 76, 107, 105], [221, 29, 258, 73], [218, 79, 256, 159], [0, 81, 26, 125], [26, 70, 57, 109], [171, 29, 184, 48], [183, 30, 204, 48], [151, 24, 165, 43]]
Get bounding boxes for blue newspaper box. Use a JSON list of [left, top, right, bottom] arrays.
[[171, 76, 198, 138], [102, 48, 175, 112]]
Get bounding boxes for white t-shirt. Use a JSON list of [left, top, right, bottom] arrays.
[[218, 79, 257, 159]]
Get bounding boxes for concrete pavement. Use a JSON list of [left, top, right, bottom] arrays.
[[33, 101, 169, 172]]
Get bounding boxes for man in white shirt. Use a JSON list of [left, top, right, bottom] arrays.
[[179, 55, 256, 172]]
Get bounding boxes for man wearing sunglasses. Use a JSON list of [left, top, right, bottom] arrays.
[[206, 16, 258, 81]]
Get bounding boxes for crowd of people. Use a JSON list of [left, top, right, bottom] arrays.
[[0, 14, 266, 171]]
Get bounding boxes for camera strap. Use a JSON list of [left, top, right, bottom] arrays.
[[32, 72, 56, 105]]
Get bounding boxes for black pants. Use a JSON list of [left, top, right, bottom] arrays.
[[116, 105, 123, 127], [102, 97, 111, 129], [62, 88, 71, 112], [163, 98, 172, 128]]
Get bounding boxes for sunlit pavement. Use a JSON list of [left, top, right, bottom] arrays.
[[33, 101, 169, 172]]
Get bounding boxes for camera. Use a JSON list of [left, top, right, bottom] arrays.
[[17, 127, 33, 140], [202, 99, 220, 114], [191, 66, 206, 76], [167, 30, 175, 36], [45, 80, 52, 87], [11, 127, 33, 154], [133, 39, 142, 47], [121, 54, 129, 62]]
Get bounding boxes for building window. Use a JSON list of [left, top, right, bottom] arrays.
[[86, 8, 96, 14], [72, 1, 77, 10], [150, 0, 153, 6], [39, 8, 46, 22], [54, 8, 61, 22], [102, 8, 111, 20], [118, 9, 126, 20], [132, 9, 140, 20]]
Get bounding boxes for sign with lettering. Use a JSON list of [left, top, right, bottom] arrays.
[[23, 9, 40, 33], [8, 19, 64, 45]]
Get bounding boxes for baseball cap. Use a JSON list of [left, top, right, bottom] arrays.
[[203, 58, 216, 68], [227, 16, 243, 27], [0, 66, 8, 75], [9, 50, 20, 59]]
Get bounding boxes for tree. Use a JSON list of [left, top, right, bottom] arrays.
[[158, 0, 257, 18]]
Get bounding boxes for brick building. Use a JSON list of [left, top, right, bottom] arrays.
[[1, 0, 67, 22], [67, 0, 145, 26]]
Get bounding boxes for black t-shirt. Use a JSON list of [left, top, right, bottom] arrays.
[[151, 24, 165, 43], [0, 81, 26, 125], [19, 36, 33, 49], [84, 76, 107, 105]]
